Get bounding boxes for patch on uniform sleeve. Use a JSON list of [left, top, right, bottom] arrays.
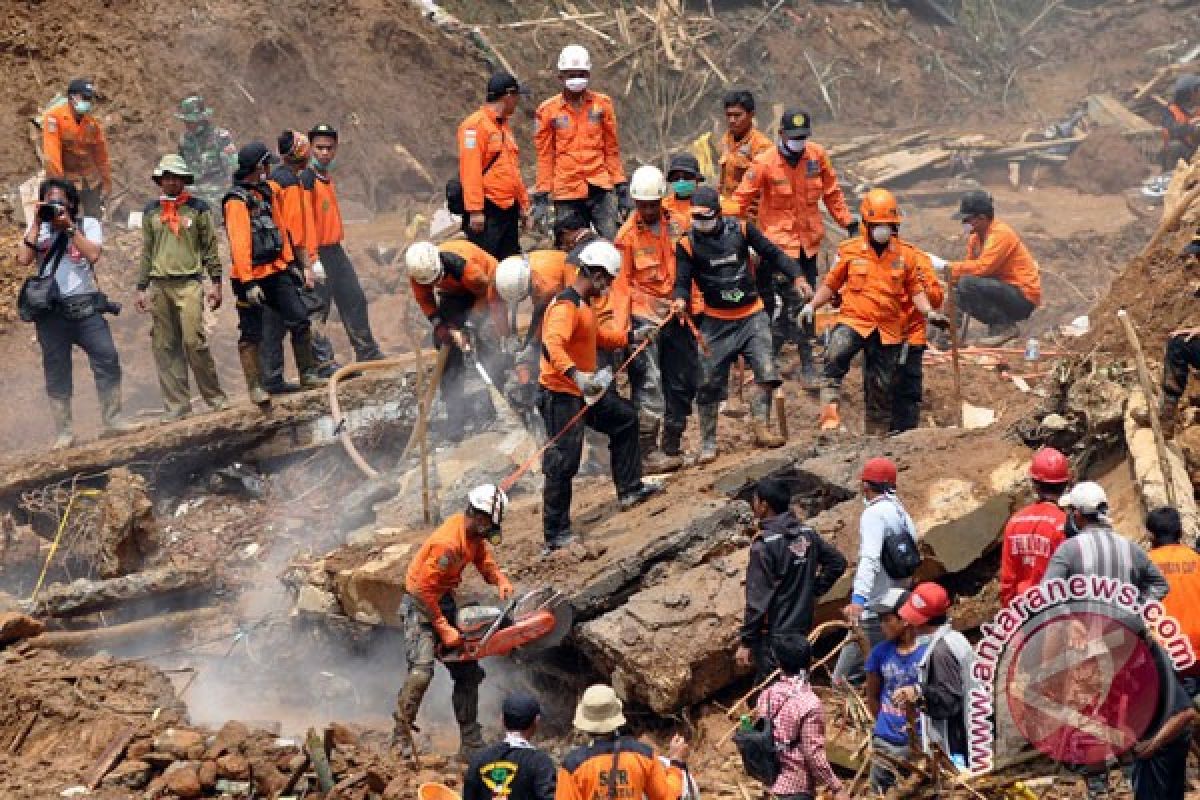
[[588, 106, 604, 124], [45, 116, 57, 133], [464, 129, 477, 149], [554, 114, 571, 129], [806, 159, 821, 177], [434, 554, 453, 572]]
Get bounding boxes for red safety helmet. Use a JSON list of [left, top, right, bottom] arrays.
[[1029, 447, 1070, 484], [861, 456, 898, 486]]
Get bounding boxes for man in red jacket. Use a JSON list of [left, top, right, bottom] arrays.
[[999, 447, 1069, 605]]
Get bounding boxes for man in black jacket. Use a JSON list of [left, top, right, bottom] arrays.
[[736, 477, 848, 684], [672, 186, 813, 463], [464, 691, 556, 800]]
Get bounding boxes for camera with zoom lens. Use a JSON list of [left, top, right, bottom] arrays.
[[36, 201, 66, 223]]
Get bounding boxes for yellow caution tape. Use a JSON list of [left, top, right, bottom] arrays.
[[29, 488, 101, 603]]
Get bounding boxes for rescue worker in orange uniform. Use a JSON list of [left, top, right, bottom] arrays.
[[674, 187, 809, 461], [934, 190, 1040, 347], [42, 78, 111, 219], [662, 152, 702, 221], [1162, 74, 1200, 170], [733, 109, 857, 385], [798, 189, 941, 434], [533, 45, 629, 239], [999, 448, 1068, 606], [539, 241, 660, 553], [302, 123, 385, 364], [458, 71, 531, 260], [1146, 506, 1200, 690], [890, 228, 945, 433], [222, 143, 324, 407], [612, 165, 702, 473], [406, 239, 509, 441], [259, 130, 339, 395], [719, 90, 774, 205], [394, 485, 514, 760], [556, 684, 688, 800]]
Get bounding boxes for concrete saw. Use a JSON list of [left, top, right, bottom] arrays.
[[441, 587, 573, 662]]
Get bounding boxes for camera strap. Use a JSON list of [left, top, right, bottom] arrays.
[[36, 232, 70, 281]]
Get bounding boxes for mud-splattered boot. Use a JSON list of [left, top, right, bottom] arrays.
[[238, 342, 271, 408], [751, 391, 785, 448], [697, 403, 719, 464], [48, 396, 75, 450]]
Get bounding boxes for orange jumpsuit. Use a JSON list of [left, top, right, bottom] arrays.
[[732, 143, 852, 259], [534, 91, 624, 200], [556, 738, 683, 800], [539, 289, 628, 397], [1149, 543, 1200, 676], [404, 513, 508, 643], [458, 105, 529, 213], [267, 172, 315, 265], [410, 239, 509, 336], [42, 104, 111, 193], [223, 187, 293, 283], [950, 220, 1041, 306], [718, 126, 773, 205]]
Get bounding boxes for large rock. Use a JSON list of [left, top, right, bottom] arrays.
[[332, 542, 415, 626]]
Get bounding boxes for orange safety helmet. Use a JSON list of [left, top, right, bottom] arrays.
[[859, 188, 902, 225], [1029, 447, 1070, 484]]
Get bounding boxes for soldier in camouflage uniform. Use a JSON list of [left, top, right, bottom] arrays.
[[176, 96, 237, 216]]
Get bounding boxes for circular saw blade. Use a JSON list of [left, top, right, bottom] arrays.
[[513, 588, 573, 652]]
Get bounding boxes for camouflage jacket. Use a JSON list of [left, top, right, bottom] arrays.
[[179, 124, 237, 186]]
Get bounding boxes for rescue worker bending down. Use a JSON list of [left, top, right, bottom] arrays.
[[556, 684, 688, 800], [533, 45, 629, 239], [612, 165, 702, 473], [673, 187, 810, 462], [1163, 75, 1200, 170], [800, 189, 940, 434], [733, 109, 857, 386], [1160, 228, 1200, 438], [395, 485, 514, 760], [42, 78, 111, 219], [538, 241, 660, 553], [222, 143, 324, 406], [406, 239, 510, 442]]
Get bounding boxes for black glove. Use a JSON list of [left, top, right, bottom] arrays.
[[846, 219, 860, 238], [614, 182, 633, 215], [531, 193, 551, 228]]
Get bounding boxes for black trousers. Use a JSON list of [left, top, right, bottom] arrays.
[[232, 270, 310, 345], [822, 324, 900, 430], [762, 251, 817, 353], [538, 388, 641, 542], [35, 310, 121, 399], [317, 243, 384, 362], [435, 293, 506, 440], [465, 199, 521, 261], [660, 318, 699, 432], [260, 268, 337, 387], [1132, 731, 1190, 800], [696, 311, 779, 406], [1163, 333, 1200, 402], [554, 184, 619, 240], [955, 275, 1035, 327], [890, 343, 925, 433]]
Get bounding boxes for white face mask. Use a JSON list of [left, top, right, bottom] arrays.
[[871, 225, 893, 245], [564, 77, 589, 93], [962, 222, 975, 237], [692, 217, 719, 234], [784, 137, 807, 154]]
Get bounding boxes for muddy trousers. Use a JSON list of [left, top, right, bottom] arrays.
[[955, 276, 1035, 328], [36, 309, 122, 401], [260, 269, 337, 389], [466, 199, 521, 261], [1162, 333, 1200, 403], [539, 388, 642, 544], [820, 324, 900, 434], [232, 272, 312, 344], [627, 317, 698, 443], [764, 252, 817, 356], [890, 344, 925, 433], [316, 243, 384, 362], [147, 277, 225, 414], [396, 595, 485, 755], [554, 184, 620, 241], [696, 311, 780, 405]]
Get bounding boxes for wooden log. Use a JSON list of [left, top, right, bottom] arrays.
[[24, 606, 229, 650], [86, 725, 135, 789], [28, 565, 216, 618]]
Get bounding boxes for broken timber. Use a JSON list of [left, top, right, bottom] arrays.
[[26, 564, 216, 618]]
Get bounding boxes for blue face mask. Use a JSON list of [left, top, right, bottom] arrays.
[[672, 179, 696, 198], [73, 100, 93, 115]]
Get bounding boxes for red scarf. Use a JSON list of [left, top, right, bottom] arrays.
[[159, 190, 192, 235]]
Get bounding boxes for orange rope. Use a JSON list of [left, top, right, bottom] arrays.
[[499, 309, 677, 492]]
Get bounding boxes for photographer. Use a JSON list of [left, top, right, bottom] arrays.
[[16, 178, 130, 449]]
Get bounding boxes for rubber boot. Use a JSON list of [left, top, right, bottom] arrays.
[[697, 403, 719, 464], [292, 329, 328, 389], [450, 666, 485, 762], [661, 424, 684, 459], [237, 343, 272, 407], [49, 397, 75, 450], [99, 387, 137, 435], [1161, 396, 1179, 439], [391, 668, 431, 752], [751, 391, 785, 448], [796, 339, 822, 391], [641, 420, 682, 473]]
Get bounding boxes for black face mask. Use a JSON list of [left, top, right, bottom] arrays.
[[1064, 512, 1082, 538]]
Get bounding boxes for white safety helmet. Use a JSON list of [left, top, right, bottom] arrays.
[[578, 240, 622, 278], [557, 44, 592, 72], [468, 483, 509, 526], [495, 255, 532, 303], [629, 165, 667, 201], [405, 241, 442, 285]]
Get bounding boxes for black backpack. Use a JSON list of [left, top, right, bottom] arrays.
[[733, 694, 800, 785], [223, 186, 284, 266], [880, 497, 921, 580]]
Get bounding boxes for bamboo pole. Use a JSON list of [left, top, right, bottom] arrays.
[[1117, 309, 1178, 507]]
